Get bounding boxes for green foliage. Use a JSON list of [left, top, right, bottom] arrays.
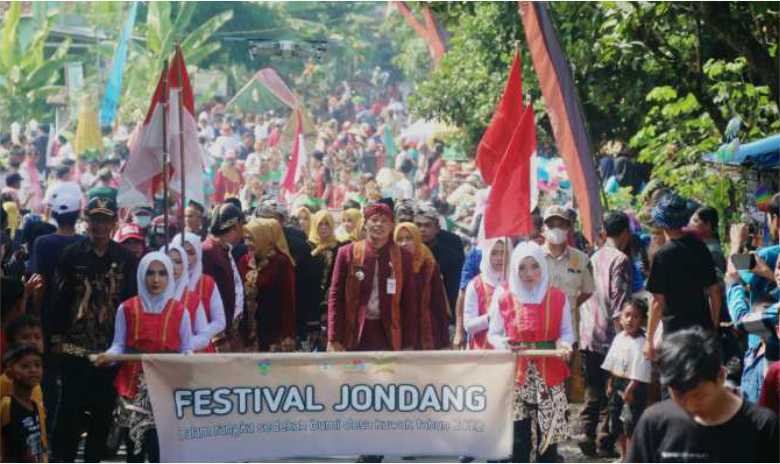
[[117, 3, 232, 121], [405, 1, 777, 148], [605, 186, 636, 214], [629, 56, 779, 228], [402, 1, 778, 219], [0, 3, 70, 127], [407, 2, 526, 151]]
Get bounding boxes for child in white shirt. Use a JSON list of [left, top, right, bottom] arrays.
[[601, 297, 653, 461]]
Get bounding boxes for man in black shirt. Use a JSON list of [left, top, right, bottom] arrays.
[[50, 196, 138, 462], [629, 327, 778, 462], [415, 203, 464, 320], [645, 194, 721, 360]]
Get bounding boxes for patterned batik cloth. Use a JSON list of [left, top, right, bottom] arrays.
[[512, 361, 569, 460], [116, 373, 155, 452]]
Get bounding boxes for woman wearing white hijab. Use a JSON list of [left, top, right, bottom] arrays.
[[172, 232, 226, 351], [463, 237, 511, 349], [487, 241, 574, 462], [164, 243, 213, 351], [97, 251, 193, 462]]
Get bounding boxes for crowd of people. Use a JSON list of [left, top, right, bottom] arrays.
[[0, 79, 778, 463]]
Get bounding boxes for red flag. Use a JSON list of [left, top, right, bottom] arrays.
[[280, 109, 304, 198], [476, 50, 524, 185], [484, 106, 536, 239]]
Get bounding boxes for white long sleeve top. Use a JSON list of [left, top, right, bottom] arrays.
[[198, 284, 227, 341], [486, 286, 575, 350], [106, 303, 194, 355], [463, 279, 491, 338]]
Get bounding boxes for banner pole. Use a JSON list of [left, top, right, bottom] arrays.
[[176, 43, 186, 235], [89, 349, 568, 363], [161, 59, 170, 253]]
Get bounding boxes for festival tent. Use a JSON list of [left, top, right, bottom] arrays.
[[226, 68, 299, 114], [702, 133, 780, 170]]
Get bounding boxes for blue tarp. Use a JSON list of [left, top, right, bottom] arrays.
[[702, 133, 780, 169]]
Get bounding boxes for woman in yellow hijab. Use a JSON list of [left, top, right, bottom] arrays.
[[243, 218, 296, 352], [307, 210, 343, 350], [393, 222, 450, 350], [2, 202, 20, 239], [335, 208, 364, 243], [308, 211, 340, 257]]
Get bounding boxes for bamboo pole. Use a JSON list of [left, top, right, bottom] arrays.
[[175, 44, 186, 236], [161, 59, 170, 252], [89, 349, 568, 363]]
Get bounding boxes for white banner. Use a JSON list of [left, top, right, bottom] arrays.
[[142, 351, 516, 462]]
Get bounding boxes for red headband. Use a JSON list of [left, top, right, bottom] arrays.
[[364, 203, 394, 222]]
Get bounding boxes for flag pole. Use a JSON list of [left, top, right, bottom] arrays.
[[161, 59, 170, 252], [175, 44, 186, 237]]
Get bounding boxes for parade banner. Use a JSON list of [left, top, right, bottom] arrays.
[[142, 351, 515, 462]]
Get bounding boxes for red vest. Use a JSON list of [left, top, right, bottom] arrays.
[[196, 275, 217, 322], [498, 285, 569, 387], [183, 275, 217, 353], [114, 297, 185, 398], [468, 275, 494, 350]]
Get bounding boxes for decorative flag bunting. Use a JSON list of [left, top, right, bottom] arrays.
[[518, 0, 603, 243], [100, 1, 138, 127], [394, 2, 447, 64]]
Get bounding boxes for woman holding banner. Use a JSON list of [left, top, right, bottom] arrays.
[[243, 218, 297, 352], [172, 232, 226, 352], [95, 252, 194, 462], [488, 241, 574, 462], [464, 237, 511, 350], [393, 222, 450, 349]]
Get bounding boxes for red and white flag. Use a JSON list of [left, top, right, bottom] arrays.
[[166, 46, 205, 207], [118, 47, 205, 209], [280, 109, 305, 201]]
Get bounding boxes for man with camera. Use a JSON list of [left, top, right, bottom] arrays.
[[724, 193, 780, 402]]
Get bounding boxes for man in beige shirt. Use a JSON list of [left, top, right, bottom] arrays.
[[542, 205, 595, 402]]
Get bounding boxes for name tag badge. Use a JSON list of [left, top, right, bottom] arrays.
[[386, 278, 397, 295]]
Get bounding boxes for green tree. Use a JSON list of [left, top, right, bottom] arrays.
[[630, 57, 779, 227], [117, 2, 233, 121], [403, 2, 778, 151], [401, 1, 778, 216], [0, 2, 70, 127]]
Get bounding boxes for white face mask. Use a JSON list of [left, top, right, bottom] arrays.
[[544, 227, 568, 245], [134, 215, 152, 229]]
